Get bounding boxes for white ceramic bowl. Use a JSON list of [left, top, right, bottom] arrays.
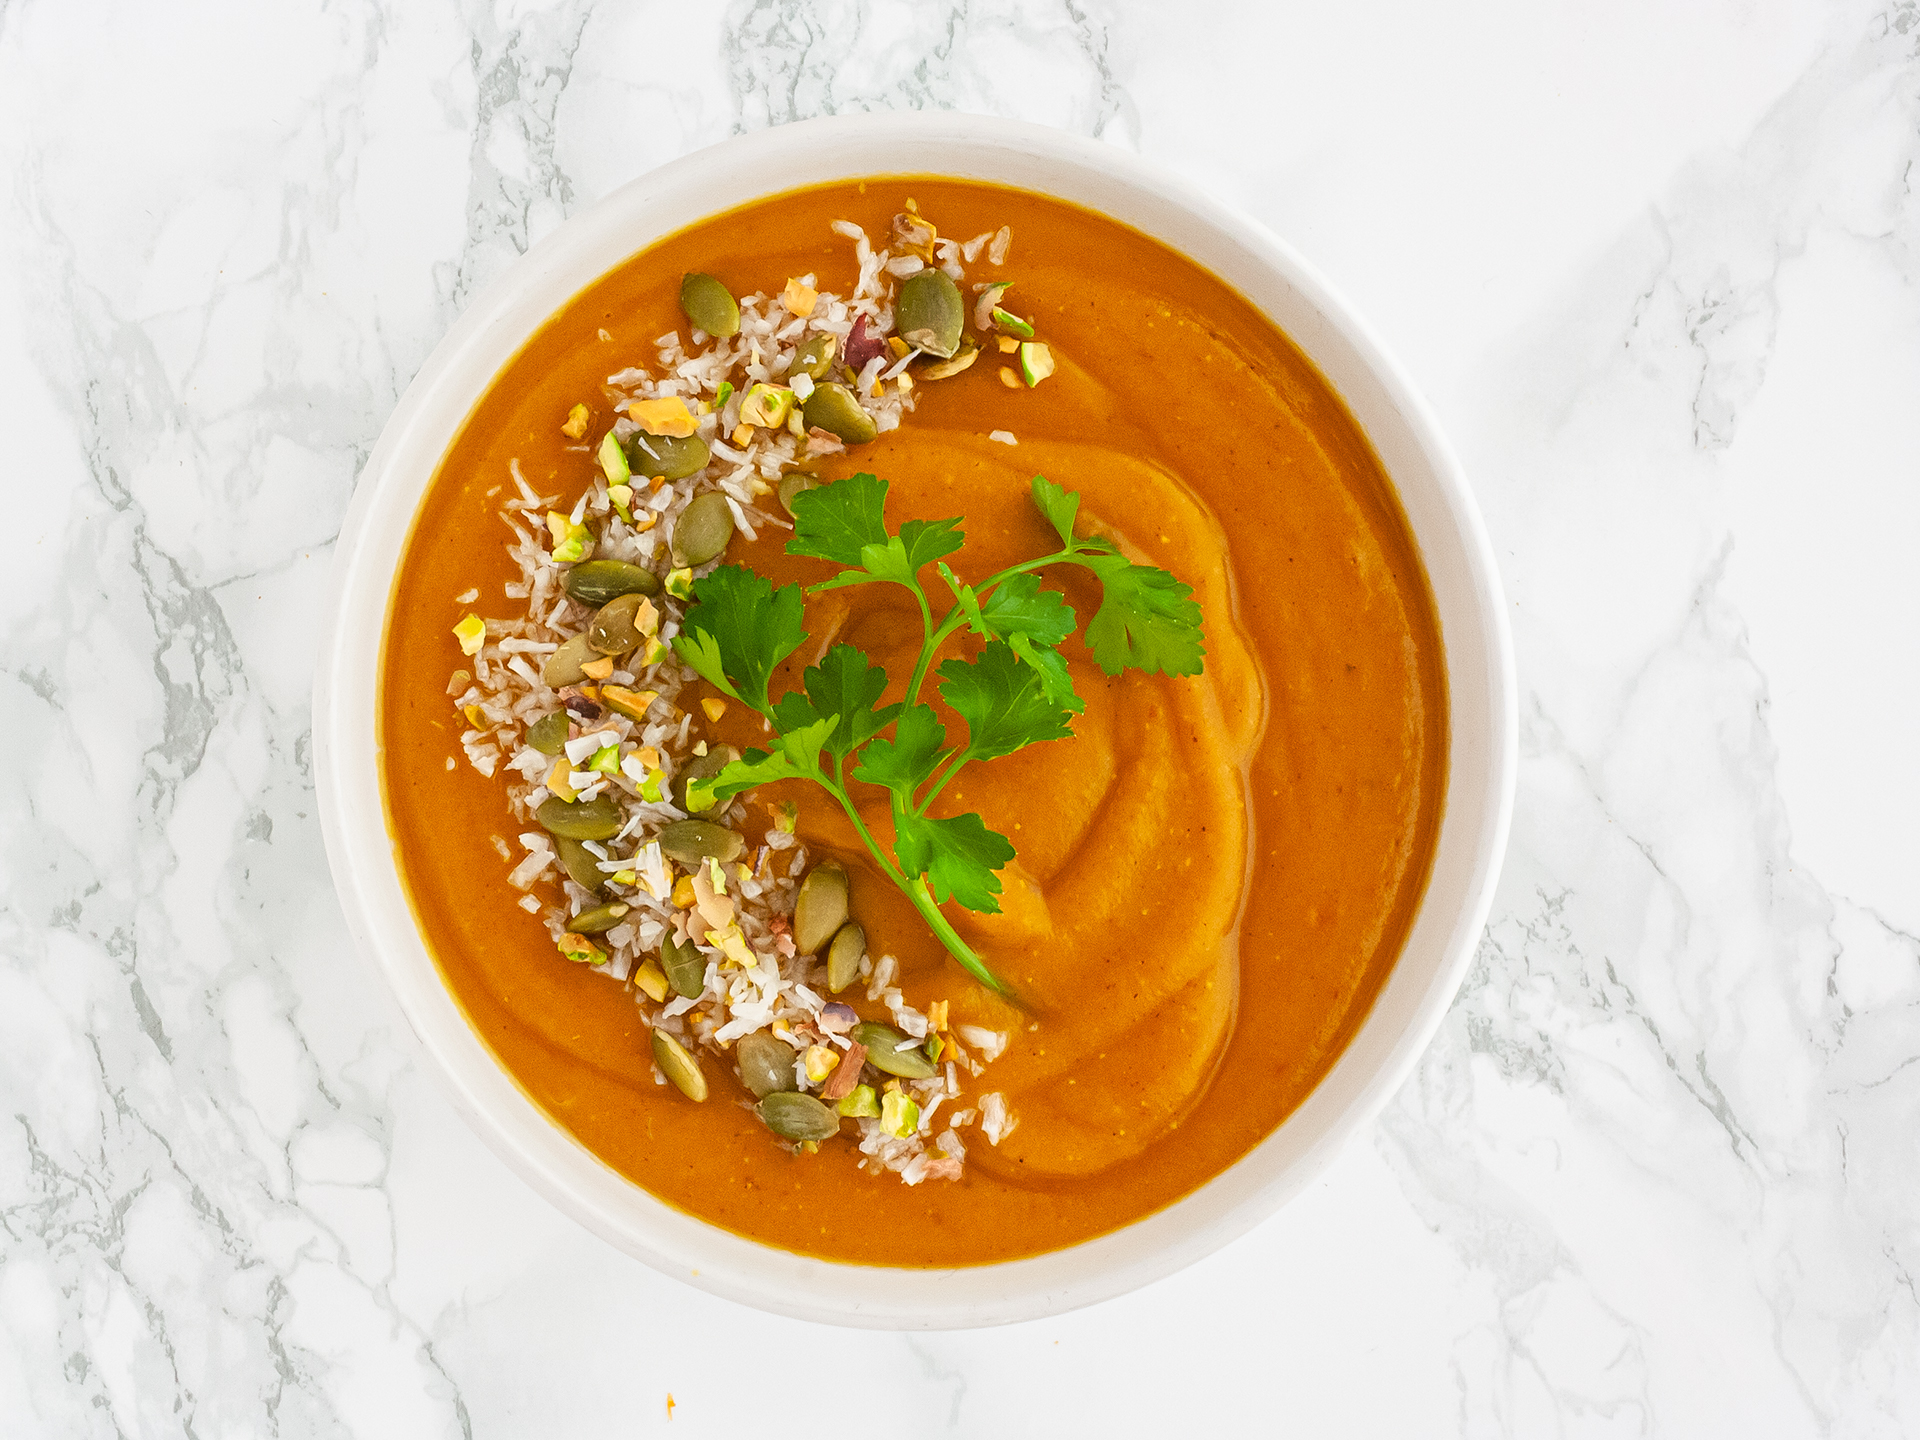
[[314, 112, 1515, 1329]]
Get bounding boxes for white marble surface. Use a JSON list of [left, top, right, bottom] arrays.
[[2, 0, 1917, 1433]]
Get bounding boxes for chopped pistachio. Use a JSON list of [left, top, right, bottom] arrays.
[[452, 614, 487, 656], [665, 567, 694, 600], [670, 874, 696, 908], [1019, 341, 1056, 387], [462, 704, 485, 729], [639, 636, 672, 667], [927, 1034, 946, 1063], [774, 801, 798, 834], [713, 380, 734, 409], [990, 307, 1034, 338], [639, 768, 665, 803], [561, 403, 592, 439], [611, 868, 637, 886], [701, 697, 727, 723], [998, 366, 1021, 389], [545, 759, 578, 802], [546, 511, 592, 563], [838, 1084, 881, 1118], [739, 382, 795, 429], [588, 744, 621, 776], [997, 334, 1020, 354], [880, 1088, 920, 1138], [597, 430, 631, 485], [634, 958, 670, 1002], [600, 685, 659, 721], [558, 932, 606, 966], [608, 482, 634, 524], [581, 654, 615, 680], [628, 396, 698, 437], [803, 1046, 838, 1083]]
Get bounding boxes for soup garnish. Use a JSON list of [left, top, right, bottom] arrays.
[[675, 469, 1205, 998]]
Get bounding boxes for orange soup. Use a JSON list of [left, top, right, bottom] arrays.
[[381, 179, 1446, 1265]]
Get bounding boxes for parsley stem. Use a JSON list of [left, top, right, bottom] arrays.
[[905, 545, 1079, 707], [825, 754, 1015, 1000]]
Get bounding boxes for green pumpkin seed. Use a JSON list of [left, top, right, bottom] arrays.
[[777, 470, 817, 516], [588, 592, 647, 655], [896, 269, 963, 358], [671, 491, 735, 568], [679, 272, 740, 338], [624, 431, 711, 481], [652, 1028, 709, 1101], [758, 1090, 839, 1142], [554, 836, 608, 894], [737, 1032, 798, 1099], [569, 900, 630, 934], [656, 819, 745, 866], [565, 559, 660, 605], [536, 794, 623, 841], [525, 711, 570, 756], [850, 1021, 936, 1079], [543, 632, 597, 687], [801, 383, 877, 445], [671, 744, 740, 814], [661, 933, 705, 1000], [788, 333, 836, 381], [792, 862, 849, 955], [826, 921, 866, 994]]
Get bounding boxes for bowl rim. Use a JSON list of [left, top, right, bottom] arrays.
[[313, 110, 1516, 1329]]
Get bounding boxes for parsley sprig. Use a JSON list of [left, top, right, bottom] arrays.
[[671, 473, 1204, 997]]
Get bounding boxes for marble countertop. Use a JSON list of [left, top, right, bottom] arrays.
[[3, 1, 1917, 1434]]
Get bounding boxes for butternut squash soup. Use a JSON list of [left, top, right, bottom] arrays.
[[381, 180, 1446, 1266]]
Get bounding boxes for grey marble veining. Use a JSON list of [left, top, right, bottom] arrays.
[[1, 0, 1917, 1434]]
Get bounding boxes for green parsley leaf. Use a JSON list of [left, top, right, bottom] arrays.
[[1076, 552, 1206, 676], [672, 565, 808, 713], [771, 644, 902, 759], [1030, 474, 1080, 547], [937, 641, 1076, 762], [980, 572, 1075, 648], [1006, 632, 1081, 713], [894, 810, 1016, 913], [701, 716, 836, 804], [787, 472, 889, 566], [852, 703, 946, 791]]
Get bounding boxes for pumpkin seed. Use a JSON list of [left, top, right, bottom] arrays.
[[737, 1033, 798, 1099], [587, 592, 647, 655], [850, 1021, 936, 1079], [656, 819, 745, 866], [661, 933, 705, 1000], [758, 1091, 839, 1142], [801, 383, 878, 445], [554, 836, 608, 894], [525, 711, 569, 756], [788, 332, 836, 381], [535, 794, 623, 841], [792, 862, 849, 955], [651, 1028, 709, 1101], [671, 491, 735, 568], [624, 431, 710, 481], [679, 272, 740, 338], [776, 470, 817, 517], [896, 268, 963, 358], [671, 744, 740, 814], [543, 632, 597, 687], [826, 921, 865, 994], [569, 900, 630, 934], [565, 559, 660, 605]]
